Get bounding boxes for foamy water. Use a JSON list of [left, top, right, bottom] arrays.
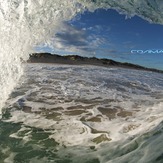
[[1, 0, 163, 113], [1, 63, 163, 162], [1, 0, 163, 162]]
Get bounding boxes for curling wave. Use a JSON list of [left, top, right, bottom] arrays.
[[0, 0, 163, 112]]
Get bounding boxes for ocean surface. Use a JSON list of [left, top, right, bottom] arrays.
[[1, 63, 163, 163]]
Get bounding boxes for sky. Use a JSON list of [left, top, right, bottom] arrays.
[[36, 9, 163, 70]]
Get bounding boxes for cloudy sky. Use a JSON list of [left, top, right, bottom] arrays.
[[36, 9, 163, 70]]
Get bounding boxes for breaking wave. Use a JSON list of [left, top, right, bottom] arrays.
[[0, 0, 163, 112]]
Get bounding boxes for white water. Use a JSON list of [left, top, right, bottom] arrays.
[[3, 63, 163, 162], [0, 0, 163, 113], [0, 0, 85, 112]]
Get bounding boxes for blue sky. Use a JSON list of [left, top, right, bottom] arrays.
[[36, 9, 163, 70]]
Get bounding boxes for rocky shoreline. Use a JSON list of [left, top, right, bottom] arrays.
[[27, 53, 163, 73]]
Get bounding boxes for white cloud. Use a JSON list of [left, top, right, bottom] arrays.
[[48, 22, 108, 56]]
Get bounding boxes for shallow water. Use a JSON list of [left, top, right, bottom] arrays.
[[1, 63, 163, 163]]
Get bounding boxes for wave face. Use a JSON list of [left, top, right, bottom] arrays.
[[0, 0, 163, 112]]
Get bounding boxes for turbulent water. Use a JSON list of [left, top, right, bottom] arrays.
[[1, 0, 163, 162], [1, 0, 163, 112], [0, 63, 162, 163]]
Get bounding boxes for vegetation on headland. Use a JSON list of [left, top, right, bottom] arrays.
[[27, 53, 163, 73]]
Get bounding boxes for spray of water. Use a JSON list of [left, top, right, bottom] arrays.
[[0, 0, 87, 113], [0, 0, 163, 113]]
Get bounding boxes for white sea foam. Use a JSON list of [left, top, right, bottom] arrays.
[[1, 1, 163, 162], [2, 63, 162, 162], [1, 0, 163, 114], [4, 64, 163, 148]]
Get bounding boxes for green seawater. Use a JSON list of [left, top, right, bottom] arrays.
[[0, 110, 100, 163]]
